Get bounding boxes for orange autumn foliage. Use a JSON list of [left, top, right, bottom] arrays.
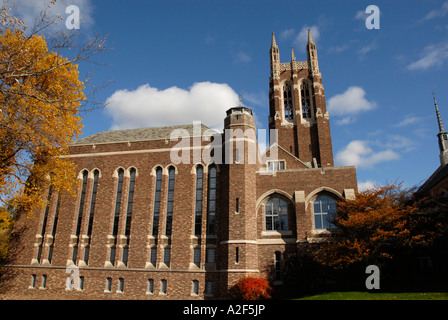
[[233, 277, 272, 300], [316, 185, 434, 269]]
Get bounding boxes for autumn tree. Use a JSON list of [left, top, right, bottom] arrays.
[[0, 0, 106, 264], [232, 277, 272, 300], [316, 184, 440, 270]]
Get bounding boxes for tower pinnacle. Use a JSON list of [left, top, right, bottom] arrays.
[[307, 28, 314, 44], [432, 92, 448, 166], [271, 32, 277, 47], [433, 92, 445, 133]]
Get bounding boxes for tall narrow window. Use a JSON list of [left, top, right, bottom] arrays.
[[301, 82, 312, 119], [122, 168, 136, 266], [41, 275, 47, 289], [110, 168, 124, 265], [194, 165, 203, 236], [161, 279, 167, 294], [206, 166, 217, 235], [105, 277, 112, 292], [84, 170, 99, 264], [36, 186, 53, 263], [118, 278, 124, 292], [192, 280, 199, 295], [274, 251, 282, 281], [283, 83, 293, 120], [150, 247, 157, 266], [47, 193, 61, 263], [73, 171, 88, 263], [30, 274, 36, 288], [164, 247, 171, 267], [147, 279, 154, 294], [152, 167, 162, 236], [124, 168, 136, 237], [193, 247, 201, 267], [235, 247, 239, 264], [165, 167, 175, 236]]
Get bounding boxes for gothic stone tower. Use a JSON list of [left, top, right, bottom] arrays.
[[269, 30, 333, 168]]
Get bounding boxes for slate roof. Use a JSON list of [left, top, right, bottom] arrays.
[[71, 124, 213, 145], [419, 164, 448, 193]]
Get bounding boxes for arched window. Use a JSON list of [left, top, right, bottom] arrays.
[[313, 195, 337, 230], [283, 83, 293, 120], [122, 168, 136, 266], [152, 167, 163, 236], [194, 165, 204, 236], [110, 168, 124, 264], [73, 170, 88, 263], [207, 166, 217, 235], [84, 169, 99, 264], [165, 166, 175, 236], [301, 82, 312, 119], [264, 197, 289, 231]]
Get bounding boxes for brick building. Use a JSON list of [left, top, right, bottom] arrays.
[[2, 31, 358, 299]]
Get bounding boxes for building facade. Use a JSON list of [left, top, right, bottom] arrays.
[[2, 31, 358, 300]]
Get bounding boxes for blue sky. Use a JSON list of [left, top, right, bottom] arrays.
[[15, 0, 448, 191]]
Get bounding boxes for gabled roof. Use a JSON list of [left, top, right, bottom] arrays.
[[419, 164, 448, 194], [261, 142, 312, 169], [71, 124, 213, 145]]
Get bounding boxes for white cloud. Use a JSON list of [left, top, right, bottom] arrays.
[[294, 25, 320, 50], [235, 51, 251, 63], [420, 1, 448, 21], [375, 135, 416, 153], [358, 180, 377, 191], [407, 41, 448, 71], [105, 82, 240, 131], [357, 41, 377, 59], [278, 25, 320, 52], [393, 114, 421, 127], [279, 28, 295, 40], [355, 10, 366, 20], [14, 0, 94, 30], [327, 86, 376, 124], [335, 140, 400, 169]]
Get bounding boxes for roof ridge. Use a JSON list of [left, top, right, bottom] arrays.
[[71, 123, 213, 146]]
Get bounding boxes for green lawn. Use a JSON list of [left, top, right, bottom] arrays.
[[296, 291, 448, 300]]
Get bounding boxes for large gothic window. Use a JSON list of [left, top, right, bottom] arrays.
[[165, 166, 175, 236], [206, 165, 217, 235], [152, 167, 163, 236], [301, 82, 312, 119], [283, 83, 293, 120], [313, 195, 337, 230], [265, 197, 289, 231]]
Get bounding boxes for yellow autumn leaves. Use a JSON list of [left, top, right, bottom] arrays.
[[0, 28, 84, 222]]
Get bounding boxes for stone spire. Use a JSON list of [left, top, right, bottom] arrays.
[[307, 28, 314, 44], [270, 32, 280, 79], [271, 32, 277, 47], [433, 93, 448, 166], [434, 93, 445, 133]]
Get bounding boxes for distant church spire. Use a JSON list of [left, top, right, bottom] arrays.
[[433, 92, 448, 166], [433, 92, 445, 133], [307, 28, 314, 44], [271, 32, 277, 47]]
